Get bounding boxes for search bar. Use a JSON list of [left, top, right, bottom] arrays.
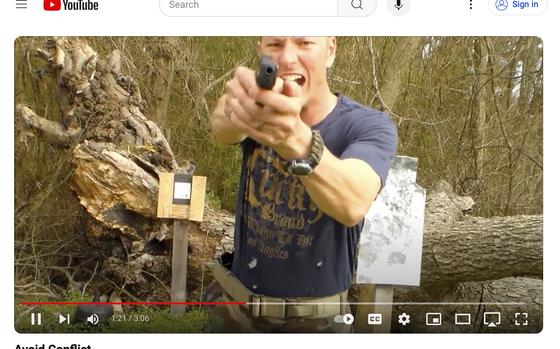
[[160, 0, 376, 17]]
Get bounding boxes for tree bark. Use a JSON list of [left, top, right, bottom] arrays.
[[149, 37, 181, 122], [15, 37, 204, 299], [420, 180, 542, 289], [17, 104, 82, 147], [421, 214, 542, 287], [376, 37, 422, 112], [473, 37, 489, 178]]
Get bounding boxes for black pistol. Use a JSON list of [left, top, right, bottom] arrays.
[[256, 55, 278, 90]]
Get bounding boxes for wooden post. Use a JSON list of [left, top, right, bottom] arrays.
[[372, 285, 394, 333], [157, 173, 206, 315], [354, 285, 375, 333], [171, 220, 189, 314]]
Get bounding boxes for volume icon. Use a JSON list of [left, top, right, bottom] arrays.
[[87, 314, 100, 325]]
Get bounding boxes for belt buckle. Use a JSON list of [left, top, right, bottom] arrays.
[[262, 297, 287, 319], [248, 295, 287, 319]]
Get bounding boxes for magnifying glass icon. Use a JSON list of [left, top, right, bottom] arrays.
[[351, 0, 363, 10]]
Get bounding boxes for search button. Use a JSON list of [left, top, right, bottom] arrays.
[[351, 0, 363, 9], [338, 0, 376, 16]]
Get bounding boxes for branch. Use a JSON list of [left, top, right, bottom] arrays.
[[16, 104, 81, 147]]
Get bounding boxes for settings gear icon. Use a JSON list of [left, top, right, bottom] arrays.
[[398, 312, 411, 326]]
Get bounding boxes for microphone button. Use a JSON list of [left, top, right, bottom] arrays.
[[388, 0, 411, 16]]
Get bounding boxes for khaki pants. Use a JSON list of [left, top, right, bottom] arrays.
[[204, 281, 352, 333]]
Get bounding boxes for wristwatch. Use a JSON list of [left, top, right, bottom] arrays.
[[285, 130, 324, 176]]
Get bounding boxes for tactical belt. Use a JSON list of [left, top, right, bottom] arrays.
[[213, 260, 346, 319]]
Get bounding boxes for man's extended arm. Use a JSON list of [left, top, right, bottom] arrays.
[[210, 95, 247, 145], [300, 148, 381, 227], [244, 114, 382, 227], [267, 121, 382, 227]]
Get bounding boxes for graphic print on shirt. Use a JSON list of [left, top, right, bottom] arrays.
[[244, 146, 323, 261]]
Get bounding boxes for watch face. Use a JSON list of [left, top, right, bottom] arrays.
[[288, 162, 313, 176]]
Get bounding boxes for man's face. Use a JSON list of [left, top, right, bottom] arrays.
[[258, 37, 336, 104]]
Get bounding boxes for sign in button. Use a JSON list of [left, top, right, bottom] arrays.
[[490, 0, 547, 15]]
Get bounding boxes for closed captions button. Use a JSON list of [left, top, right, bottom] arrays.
[[489, 0, 547, 15]]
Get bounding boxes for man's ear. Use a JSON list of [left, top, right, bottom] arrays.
[[326, 37, 336, 68]]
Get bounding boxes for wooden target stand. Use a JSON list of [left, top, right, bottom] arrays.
[[157, 173, 206, 314]]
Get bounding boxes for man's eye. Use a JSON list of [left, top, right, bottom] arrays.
[[268, 43, 282, 48], [301, 41, 314, 46]]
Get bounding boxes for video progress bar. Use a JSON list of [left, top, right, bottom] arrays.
[[21, 301, 526, 306], [246, 302, 527, 305], [20, 301, 246, 306]]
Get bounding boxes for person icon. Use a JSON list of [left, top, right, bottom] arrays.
[[496, 0, 508, 11]]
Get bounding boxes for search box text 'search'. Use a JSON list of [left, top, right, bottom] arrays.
[[160, 0, 376, 17]]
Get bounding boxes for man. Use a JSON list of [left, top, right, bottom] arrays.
[[206, 37, 397, 332]]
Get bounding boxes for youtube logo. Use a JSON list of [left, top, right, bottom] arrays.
[[44, 0, 61, 11], [43, 0, 100, 11]]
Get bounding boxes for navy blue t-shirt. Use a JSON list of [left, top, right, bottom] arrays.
[[231, 95, 397, 297]]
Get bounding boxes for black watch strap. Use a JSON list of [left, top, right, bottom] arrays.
[[286, 130, 324, 176]]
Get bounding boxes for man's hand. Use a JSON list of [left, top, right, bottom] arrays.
[[225, 66, 313, 160]]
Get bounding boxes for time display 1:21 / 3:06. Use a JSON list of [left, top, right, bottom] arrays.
[[112, 314, 150, 322]]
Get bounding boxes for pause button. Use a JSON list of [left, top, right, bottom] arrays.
[[31, 313, 42, 325]]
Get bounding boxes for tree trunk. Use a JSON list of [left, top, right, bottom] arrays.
[[377, 37, 422, 112], [473, 37, 489, 179], [15, 37, 208, 300], [149, 37, 180, 122], [421, 214, 542, 287]]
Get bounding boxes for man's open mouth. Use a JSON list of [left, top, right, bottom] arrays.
[[281, 74, 306, 86]]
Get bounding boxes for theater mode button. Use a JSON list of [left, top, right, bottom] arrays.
[[489, 0, 547, 15]]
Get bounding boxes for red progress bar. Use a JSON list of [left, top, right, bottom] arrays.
[[20, 301, 246, 306]]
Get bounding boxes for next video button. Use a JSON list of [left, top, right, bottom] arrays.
[[489, 0, 547, 15]]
